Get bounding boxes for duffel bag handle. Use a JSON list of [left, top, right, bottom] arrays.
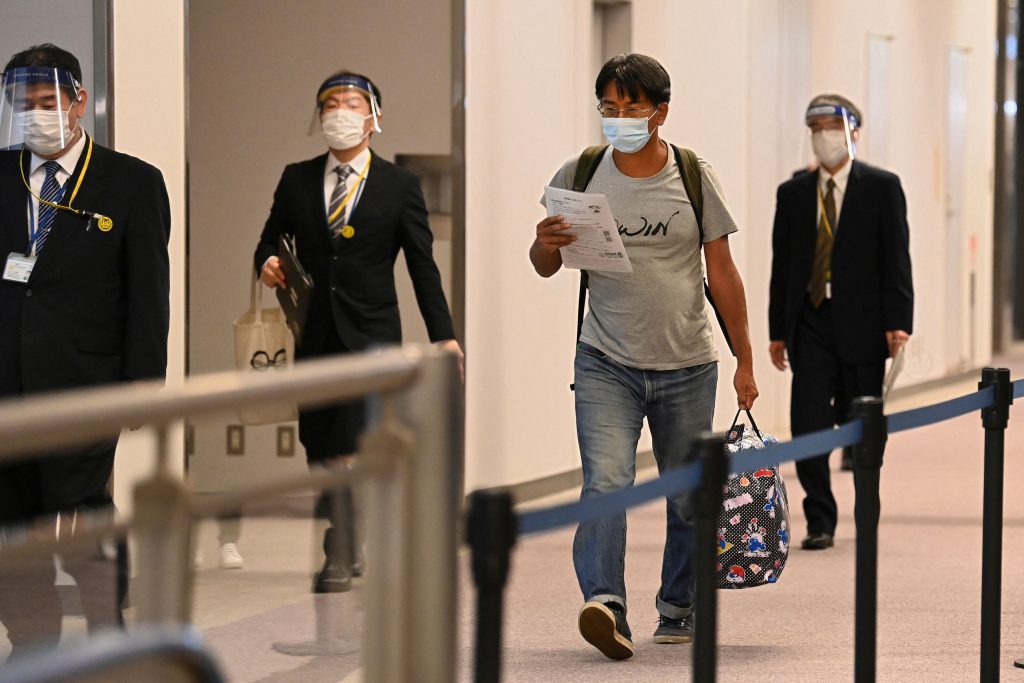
[[729, 408, 764, 442]]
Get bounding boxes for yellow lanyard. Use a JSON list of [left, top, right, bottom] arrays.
[[327, 155, 371, 224], [20, 134, 93, 213]]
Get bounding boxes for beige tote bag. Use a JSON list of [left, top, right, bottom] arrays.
[[233, 276, 297, 425]]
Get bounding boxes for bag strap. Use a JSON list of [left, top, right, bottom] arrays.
[[250, 273, 263, 324], [572, 146, 607, 364], [671, 144, 735, 357], [729, 407, 764, 442]]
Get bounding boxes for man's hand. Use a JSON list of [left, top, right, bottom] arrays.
[[734, 363, 759, 409], [769, 340, 788, 371], [436, 339, 465, 384], [534, 215, 575, 254], [260, 256, 286, 288], [885, 330, 910, 358]]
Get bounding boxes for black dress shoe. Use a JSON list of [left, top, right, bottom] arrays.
[[312, 560, 352, 593], [801, 533, 834, 550], [351, 553, 365, 578]]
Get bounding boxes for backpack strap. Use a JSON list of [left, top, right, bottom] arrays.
[[573, 146, 608, 343], [671, 144, 736, 357]]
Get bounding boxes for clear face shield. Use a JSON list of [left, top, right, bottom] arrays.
[[803, 104, 858, 172], [307, 75, 382, 148], [0, 66, 82, 154]]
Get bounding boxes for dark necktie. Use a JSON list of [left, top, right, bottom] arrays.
[[328, 164, 355, 238], [809, 177, 837, 307], [36, 160, 64, 254]]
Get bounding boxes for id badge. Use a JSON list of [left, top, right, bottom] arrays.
[[2, 253, 36, 283]]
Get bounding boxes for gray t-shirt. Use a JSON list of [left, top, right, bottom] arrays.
[[543, 147, 739, 370]]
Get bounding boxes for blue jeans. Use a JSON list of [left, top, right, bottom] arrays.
[[572, 342, 717, 618]]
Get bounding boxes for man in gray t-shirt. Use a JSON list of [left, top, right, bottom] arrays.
[[530, 53, 759, 661]]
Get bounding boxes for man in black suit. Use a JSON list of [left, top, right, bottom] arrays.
[[769, 94, 913, 550], [254, 71, 461, 592], [0, 44, 170, 655]]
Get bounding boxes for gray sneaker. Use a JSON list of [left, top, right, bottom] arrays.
[[653, 611, 694, 644], [578, 601, 634, 660]]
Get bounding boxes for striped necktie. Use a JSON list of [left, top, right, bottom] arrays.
[[809, 178, 836, 307], [328, 164, 354, 238], [35, 160, 65, 254]]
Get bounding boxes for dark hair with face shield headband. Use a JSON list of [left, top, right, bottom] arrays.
[[4, 43, 82, 102]]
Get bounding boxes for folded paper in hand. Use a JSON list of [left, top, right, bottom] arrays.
[[276, 235, 314, 346]]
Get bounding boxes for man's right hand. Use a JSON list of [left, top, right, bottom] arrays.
[[534, 215, 575, 254], [260, 256, 286, 288], [769, 340, 788, 371]]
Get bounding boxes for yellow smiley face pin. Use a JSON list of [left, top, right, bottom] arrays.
[[341, 225, 355, 239], [97, 215, 113, 232]]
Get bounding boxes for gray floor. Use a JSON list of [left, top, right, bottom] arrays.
[[5, 367, 1024, 681]]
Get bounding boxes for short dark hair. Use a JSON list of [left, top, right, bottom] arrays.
[[317, 70, 381, 111], [4, 43, 82, 86], [595, 53, 671, 106]]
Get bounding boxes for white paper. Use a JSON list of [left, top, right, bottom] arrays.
[[544, 186, 632, 273], [882, 345, 906, 403]]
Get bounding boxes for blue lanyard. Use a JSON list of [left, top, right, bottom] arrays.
[[26, 179, 68, 253]]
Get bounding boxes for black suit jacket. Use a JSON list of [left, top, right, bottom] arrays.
[[768, 160, 913, 364], [0, 137, 171, 397], [254, 150, 454, 357]]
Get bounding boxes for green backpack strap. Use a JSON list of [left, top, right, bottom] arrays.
[[572, 145, 608, 343], [570, 145, 608, 389], [572, 145, 609, 193], [670, 144, 735, 356]]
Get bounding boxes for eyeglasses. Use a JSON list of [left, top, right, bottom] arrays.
[[250, 349, 287, 371], [597, 103, 657, 119]]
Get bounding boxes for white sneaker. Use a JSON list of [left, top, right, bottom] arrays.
[[220, 542, 244, 569]]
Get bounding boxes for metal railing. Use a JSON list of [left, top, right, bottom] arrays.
[[0, 344, 463, 683]]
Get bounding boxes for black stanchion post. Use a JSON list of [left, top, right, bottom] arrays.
[[851, 396, 886, 683], [467, 489, 517, 683], [980, 367, 1012, 682], [693, 432, 727, 683]]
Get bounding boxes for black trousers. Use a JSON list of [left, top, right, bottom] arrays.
[[0, 440, 123, 657], [298, 327, 366, 464], [789, 299, 884, 536]]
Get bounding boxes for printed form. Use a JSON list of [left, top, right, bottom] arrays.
[[544, 186, 633, 273]]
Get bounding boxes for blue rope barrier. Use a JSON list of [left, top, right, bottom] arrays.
[[516, 378, 1024, 538], [729, 420, 863, 475], [887, 386, 993, 433], [519, 461, 701, 536]]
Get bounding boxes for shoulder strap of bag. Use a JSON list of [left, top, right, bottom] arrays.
[[573, 145, 608, 342], [671, 144, 735, 356], [250, 273, 263, 324]]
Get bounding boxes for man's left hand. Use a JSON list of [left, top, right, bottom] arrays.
[[436, 339, 465, 383], [885, 330, 910, 358], [734, 363, 759, 410]]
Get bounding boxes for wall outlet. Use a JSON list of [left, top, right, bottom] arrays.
[[277, 426, 296, 457], [226, 425, 245, 456]]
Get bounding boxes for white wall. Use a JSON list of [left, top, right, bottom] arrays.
[[111, 0, 187, 512], [463, 0, 996, 492]]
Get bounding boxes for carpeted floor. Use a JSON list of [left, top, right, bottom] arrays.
[[6, 365, 1023, 681]]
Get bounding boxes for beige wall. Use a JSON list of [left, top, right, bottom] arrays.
[[110, 0, 188, 512], [463, 0, 997, 491], [186, 0, 453, 491]]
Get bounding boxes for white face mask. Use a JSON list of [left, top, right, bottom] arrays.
[[321, 108, 372, 150], [15, 109, 78, 156], [811, 129, 853, 169]]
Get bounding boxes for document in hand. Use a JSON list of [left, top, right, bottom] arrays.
[[544, 186, 632, 273], [883, 345, 906, 403], [276, 235, 314, 346]]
